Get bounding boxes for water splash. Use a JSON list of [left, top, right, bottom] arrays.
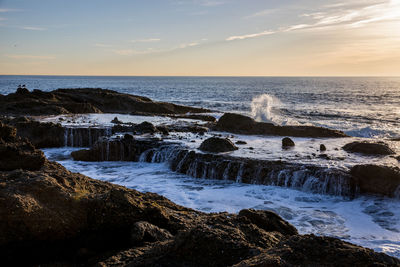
[[250, 94, 278, 123]]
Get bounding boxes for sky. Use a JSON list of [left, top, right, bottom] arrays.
[[0, 0, 399, 76]]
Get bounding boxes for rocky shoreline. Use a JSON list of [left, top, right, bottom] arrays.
[[1, 88, 400, 265]]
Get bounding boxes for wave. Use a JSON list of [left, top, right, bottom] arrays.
[[250, 94, 300, 126]]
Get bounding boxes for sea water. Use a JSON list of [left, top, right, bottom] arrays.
[[1, 76, 399, 138]]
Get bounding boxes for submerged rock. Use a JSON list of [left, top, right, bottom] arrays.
[[215, 113, 348, 138], [350, 164, 400, 197], [111, 116, 123, 124], [199, 137, 238, 153], [343, 141, 395, 155], [282, 137, 295, 148], [320, 144, 327, 151]]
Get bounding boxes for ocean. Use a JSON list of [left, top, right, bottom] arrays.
[[1, 75, 399, 138], [1, 75, 400, 257]]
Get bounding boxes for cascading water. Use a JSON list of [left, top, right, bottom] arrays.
[[63, 127, 112, 147], [138, 145, 356, 198]]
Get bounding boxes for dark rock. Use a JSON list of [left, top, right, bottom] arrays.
[[124, 133, 134, 140], [0, 123, 45, 171], [130, 221, 173, 244], [343, 141, 395, 155], [156, 125, 169, 135], [199, 137, 238, 153], [350, 165, 400, 197], [282, 137, 295, 148], [0, 88, 210, 116], [238, 209, 298, 236], [215, 113, 347, 138], [111, 116, 123, 124], [318, 154, 330, 160], [134, 121, 157, 134], [320, 144, 327, 151], [236, 140, 247, 145]]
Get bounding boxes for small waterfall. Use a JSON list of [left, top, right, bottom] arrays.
[[137, 145, 356, 198], [63, 127, 112, 147]]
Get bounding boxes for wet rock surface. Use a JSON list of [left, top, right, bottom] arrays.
[[0, 88, 209, 116], [351, 164, 400, 197], [343, 141, 395, 155], [199, 137, 238, 153], [1, 123, 399, 266], [215, 113, 348, 138], [282, 137, 295, 148]]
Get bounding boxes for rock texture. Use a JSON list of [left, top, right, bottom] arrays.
[[214, 113, 348, 138], [0, 122, 45, 170], [0, 88, 209, 116], [351, 164, 400, 197], [343, 141, 395, 156], [0, 123, 399, 266], [282, 137, 295, 148], [199, 137, 238, 153]]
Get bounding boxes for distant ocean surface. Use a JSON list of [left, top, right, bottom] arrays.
[[1, 75, 399, 138]]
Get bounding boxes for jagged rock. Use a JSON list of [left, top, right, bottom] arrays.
[[0, 88, 210, 116], [350, 164, 400, 197], [215, 113, 348, 138], [320, 144, 327, 151], [282, 137, 295, 148], [0, 123, 45, 171], [130, 221, 173, 243], [238, 209, 298, 236], [134, 121, 157, 134], [343, 141, 395, 155], [16, 87, 29, 94], [233, 234, 399, 267], [199, 137, 238, 153], [111, 116, 123, 124]]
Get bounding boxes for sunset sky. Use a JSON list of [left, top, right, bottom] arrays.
[[0, 0, 399, 76]]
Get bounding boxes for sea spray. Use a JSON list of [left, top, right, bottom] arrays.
[[250, 94, 278, 123]]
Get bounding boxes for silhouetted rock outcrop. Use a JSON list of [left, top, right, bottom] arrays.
[[282, 137, 295, 148], [214, 113, 348, 137], [0, 88, 210, 116]]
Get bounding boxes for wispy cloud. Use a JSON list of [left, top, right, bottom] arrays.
[[228, 0, 400, 41], [20, 26, 46, 31], [5, 54, 55, 59], [173, 0, 225, 7], [226, 30, 275, 41], [245, 8, 279, 19], [130, 38, 161, 43], [0, 17, 7, 21], [0, 8, 21, 13]]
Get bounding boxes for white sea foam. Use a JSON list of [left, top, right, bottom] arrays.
[[42, 147, 400, 258]]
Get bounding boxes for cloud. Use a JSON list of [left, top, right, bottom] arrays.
[[130, 38, 161, 43], [226, 30, 275, 41], [245, 8, 279, 19], [227, 0, 400, 41], [172, 0, 225, 7], [5, 54, 55, 59], [20, 26, 46, 31], [178, 42, 200, 48], [0, 17, 7, 21], [0, 8, 21, 13]]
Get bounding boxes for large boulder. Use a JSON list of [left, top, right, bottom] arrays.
[[199, 137, 238, 153], [215, 113, 347, 138], [350, 164, 400, 197], [282, 137, 295, 148], [133, 121, 157, 134], [343, 141, 395, 156]]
